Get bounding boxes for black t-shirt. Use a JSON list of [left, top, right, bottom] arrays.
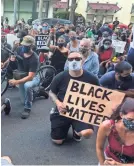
[[50, 70, 99, 102], [22, 52, 39, 73], [16, 46, 39, 72]]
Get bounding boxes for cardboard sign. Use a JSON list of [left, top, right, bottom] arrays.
[[35, 35, 49, 49], [112, 40, 126, 53], [61, 79, 125, 126]]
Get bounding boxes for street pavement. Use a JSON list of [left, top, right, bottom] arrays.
[[2, 88, 98, 165]]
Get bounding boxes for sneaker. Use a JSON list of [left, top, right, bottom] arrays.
[[21, 109, 31, 119], [73, 130, 82, 142]]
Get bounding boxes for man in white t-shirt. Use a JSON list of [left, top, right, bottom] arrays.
[[127, 25, 134, 71]]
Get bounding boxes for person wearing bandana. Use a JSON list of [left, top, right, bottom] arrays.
[[49, 52, 99, 145], [96, 97, 134, 165]]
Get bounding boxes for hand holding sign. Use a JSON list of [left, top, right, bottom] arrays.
[[61, 79, 125, 126], [56, 100, 67, 113]]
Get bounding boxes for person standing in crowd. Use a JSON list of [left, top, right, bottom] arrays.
[[79, 38, 99, 76], [127, 24, 134, 71], [56, 26, 65, 43], [112, 32, 118, 41], [86, 26, 94, 39], [62, 29, 70, 47], [99, 23, 113, 38], [4, 17, 9, 25], [97, 39, 114, 63], [65, 38, 99, 76], [49, 52, 99, 145], [96, 97, 134, 165], [100, 61, 134, 98], [9, 36, 40, 119], [113, 17, 120, 30], [42, 23, 49, 35], [67, 31, 80, 53], [21, 18, 25, 24], [1, 34, 12, 63], [48, 36, 68, 73], [118, 31, 131, 56], [98, 31, 111, 47], [2, 24, 10, 34], [97, 39, 115, 77]]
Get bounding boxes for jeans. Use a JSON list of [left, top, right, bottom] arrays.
[[19, 76, 40, 110]]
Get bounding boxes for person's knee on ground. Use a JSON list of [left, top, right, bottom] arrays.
[[76, 129, 94, 139], [52, 139, 64, 145]]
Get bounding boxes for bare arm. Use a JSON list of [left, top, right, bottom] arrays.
[[49, 90, 66, 113], [14, 72, 34, 84], [96, 121, 110, 165], [49, 90, 58, 104], [66, 43, 70, 50]]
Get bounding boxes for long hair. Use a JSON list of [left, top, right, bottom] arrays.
[[110, 97, 134, 121]]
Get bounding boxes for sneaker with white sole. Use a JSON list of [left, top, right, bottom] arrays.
[[73, 130, 82, 142]]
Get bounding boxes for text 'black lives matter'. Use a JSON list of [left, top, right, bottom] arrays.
[[35, 35, 49, 49]]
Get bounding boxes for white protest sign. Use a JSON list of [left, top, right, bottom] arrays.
[[35, 35, 49, 49], [7, 34, 20, 48], [61, 79, 125, 126], [112, 40, 126, 53]]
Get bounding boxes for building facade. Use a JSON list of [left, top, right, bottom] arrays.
[[76, 0, 134, 24], [1, 0, 56, 25]]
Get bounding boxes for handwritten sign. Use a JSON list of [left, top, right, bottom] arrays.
[[61, 80, 125, 126], [112, 40, 126, 53], [35, 35, 49, 49]]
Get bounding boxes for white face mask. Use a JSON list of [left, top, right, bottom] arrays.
[[68, 60, 82, 71], [112, 36, 117, 40]]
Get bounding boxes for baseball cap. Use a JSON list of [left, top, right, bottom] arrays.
[[21, 35, 35, 46]]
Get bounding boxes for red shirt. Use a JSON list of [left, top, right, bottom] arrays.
[[99, 47, 113, 62], [105, 120, 134, 163]]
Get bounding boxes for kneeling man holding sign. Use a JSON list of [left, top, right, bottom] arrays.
[[49, 52, 125, 145], [49, 52, 100, 144]]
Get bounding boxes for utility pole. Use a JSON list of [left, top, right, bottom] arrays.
[[13, 0, 18, 25], [69, 0, 77, 24], [66, 0, 70, 11], [38, 0, 43, 19]]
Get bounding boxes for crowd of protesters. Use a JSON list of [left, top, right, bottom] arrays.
[[1, 16, 134, 165]]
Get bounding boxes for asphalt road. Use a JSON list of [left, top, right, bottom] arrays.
[[1, 88, 98, 165]]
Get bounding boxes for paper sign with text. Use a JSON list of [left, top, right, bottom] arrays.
[[61, 79, 125, 126], [35, 35, 49, 49], [112, 40, 126, 53]]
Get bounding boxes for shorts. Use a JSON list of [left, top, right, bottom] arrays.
[[50, 113, 94, 140]]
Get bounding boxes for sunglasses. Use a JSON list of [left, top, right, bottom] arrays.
[[104, 43, 111, 45], [68, 57, 82, 61]]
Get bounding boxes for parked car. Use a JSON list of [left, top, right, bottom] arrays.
[[32, 18, 72, 26]]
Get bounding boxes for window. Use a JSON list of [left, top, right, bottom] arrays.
[[131, 4, 134, 14]]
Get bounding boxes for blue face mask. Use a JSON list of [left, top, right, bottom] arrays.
[[123, 118, 134, 131], [22, 46, 31, 53], [43, 26, 48, 31]]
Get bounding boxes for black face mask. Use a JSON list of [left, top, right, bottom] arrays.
[[121, 36, 126, 41], [57, 43, 64, 48], [119, 75, 132, 82]]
